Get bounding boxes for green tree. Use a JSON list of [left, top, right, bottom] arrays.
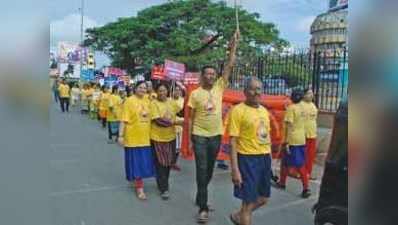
[[84, 0, 288, 74]]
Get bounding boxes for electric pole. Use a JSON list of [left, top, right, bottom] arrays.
[[79, 0, 85, 81]]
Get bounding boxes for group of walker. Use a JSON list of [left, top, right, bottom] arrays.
[[52, 29, 318, 225]]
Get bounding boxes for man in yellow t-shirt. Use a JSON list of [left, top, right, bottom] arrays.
[[278, 89, 311, 199], [301, 89, 318, 179], [228, 77, 272, 225], [58, 79, 70, 113], [187, 29, 239, 222], [107, 86, 123, 143]]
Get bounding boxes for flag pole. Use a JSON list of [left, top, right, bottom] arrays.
[[235, 0, 239, 31]]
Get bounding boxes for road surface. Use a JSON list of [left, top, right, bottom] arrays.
[[50, 102, 321, 225]]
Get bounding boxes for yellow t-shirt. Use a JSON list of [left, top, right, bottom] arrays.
[[99, 92, 111, 111], [187, 78, 227, 137], [173, 97, 185, 133], [301, 101, 318, 138], [284, 103, 306, 146], [174, 97, 184, 110], [150, 99, 180, 142], [58, 84, 70, 98], [228, 103, 271, 155], [118, 95, 126, 120], [107, 94, 123, 122], [121, 96, 151, 147]]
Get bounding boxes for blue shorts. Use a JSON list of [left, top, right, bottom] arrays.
[[234, 154, 271, 203], [282, 145, 306, 168]]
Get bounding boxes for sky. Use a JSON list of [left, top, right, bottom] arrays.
[[50, 0, 329, 66]]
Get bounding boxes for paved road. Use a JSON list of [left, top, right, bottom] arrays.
[[50, 102, 321, 225]]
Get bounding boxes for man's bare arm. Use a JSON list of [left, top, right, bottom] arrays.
[[222, 29, 240, 83]]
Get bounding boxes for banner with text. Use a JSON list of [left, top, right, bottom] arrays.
[[183, 72, 200, 85], [164, 59, 185, 80], [151, 65, 165, 80]]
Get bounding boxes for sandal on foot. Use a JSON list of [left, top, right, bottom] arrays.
[[136, 189, 147, 200]]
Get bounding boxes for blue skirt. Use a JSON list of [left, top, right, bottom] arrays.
[[109, 121, 120, 134], [124, 146, 156, 181], [282, 145, 306, 168]]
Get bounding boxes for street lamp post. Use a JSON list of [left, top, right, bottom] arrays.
[[79, 0, 85, 82]]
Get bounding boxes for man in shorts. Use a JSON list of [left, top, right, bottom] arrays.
[[228, 77, 272, 225]]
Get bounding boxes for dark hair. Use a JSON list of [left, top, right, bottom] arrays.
[[155, 82, 169, 92], [112, 85, 118, 94], [201, 65, 217, 75], [134, 80, 146, 92], [303, 88, 311, 95], [291, 89, 304, 104], [175, 85, 185, 97]]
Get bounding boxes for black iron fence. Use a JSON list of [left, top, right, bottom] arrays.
[[218, 48, 348, 112]]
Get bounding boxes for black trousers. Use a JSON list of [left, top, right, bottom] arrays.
[[154, 156, 171, 193], [192, 135, 222, 211], [59, 97, 70, 112], [101, 118, 106, 128]]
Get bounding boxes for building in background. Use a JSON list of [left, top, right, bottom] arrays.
[[309, 0, 349, 109], [310, 0, 348, 53]]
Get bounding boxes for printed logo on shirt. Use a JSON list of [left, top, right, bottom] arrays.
[[256, 119, 268, 144], [205, 94, 216, 115], [163, 107, 173, 120], [139, 105, 149, 122]]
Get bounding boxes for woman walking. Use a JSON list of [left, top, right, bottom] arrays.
[[118, 81, 156, 200], [70, 83, 81, 107], [277, 89, 311, 198], [98, 86, 110, 128], [171, 84, 185, 171], [107, 85, 123, 144], [90, 84, 101, 120], [80, 84, 90, 114], [150, 83, 183, 200], [302, 89, 318, 180]]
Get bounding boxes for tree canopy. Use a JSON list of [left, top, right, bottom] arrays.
[[84, 0, 288, 74]]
